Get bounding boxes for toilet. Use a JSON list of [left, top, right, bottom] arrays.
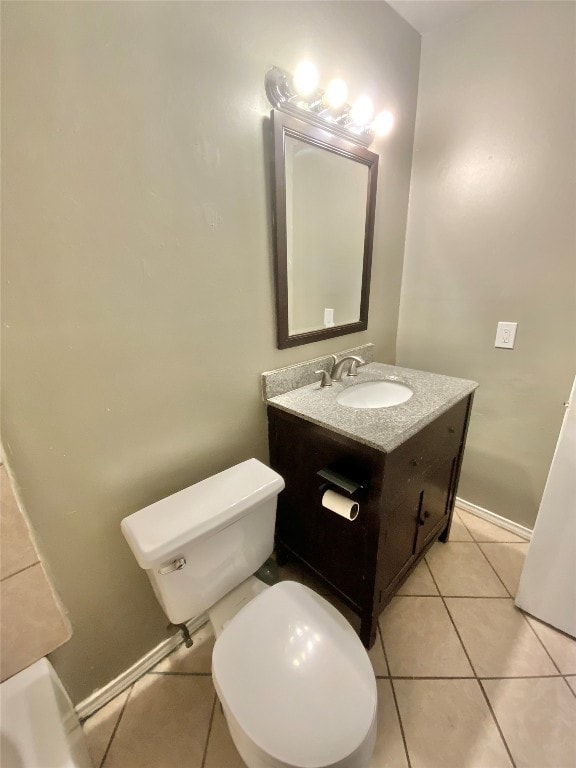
[[121, 458, 377, 768]]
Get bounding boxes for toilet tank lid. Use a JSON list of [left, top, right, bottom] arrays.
[[120, 459, 284, 569]]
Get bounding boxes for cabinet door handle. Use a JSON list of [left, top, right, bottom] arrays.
[[418, 510, 431, 526], [448, 426, 455, 434]]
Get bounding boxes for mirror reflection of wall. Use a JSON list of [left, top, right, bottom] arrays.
[[285, 137, 369, 335]]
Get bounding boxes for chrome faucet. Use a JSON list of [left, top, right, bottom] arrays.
[[329, 355, 366, 381], [315, 369, 333, 387]]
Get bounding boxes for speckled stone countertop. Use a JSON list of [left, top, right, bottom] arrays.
[[265, 362, 478, 453]]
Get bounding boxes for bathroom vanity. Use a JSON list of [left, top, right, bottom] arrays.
[[264, 353, 477, 648]]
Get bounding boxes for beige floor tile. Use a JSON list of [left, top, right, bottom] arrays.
[[456, 509, 526, 543], [368, 632, 389, 676], [478, 542, 529, 597], [426, 542, 508, 597], [483, 677, 576, 768], [566, 676, 576, 695], [396, 559, 439, 596], [0, 466, 39, 580], [204, 701, 245, 768], [83, 688, 131, 768], [445, 598, 557, 677], [394, 679, 512, 768], [524, 615, 576, 675], [368, 680, 408, 768], [151, 623, 214, 674], [102, 673, 215, 768], [0, 563, 71, 681], [379, 597, 473, 677], [449, 511, 474, 542]]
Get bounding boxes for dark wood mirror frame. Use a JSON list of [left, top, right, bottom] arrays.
[[272, 109, 379, 350]]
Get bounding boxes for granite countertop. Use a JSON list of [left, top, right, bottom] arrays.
[[266, 362, 478, 453]]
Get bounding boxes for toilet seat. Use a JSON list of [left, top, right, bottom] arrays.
[[212, 581, 377, 768]]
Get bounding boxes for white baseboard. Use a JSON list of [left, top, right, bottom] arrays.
[[75, 614, 209, 721], [455, 497, 532, 541]]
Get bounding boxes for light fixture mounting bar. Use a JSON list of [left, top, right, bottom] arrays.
[[265, 67, 374, 147]]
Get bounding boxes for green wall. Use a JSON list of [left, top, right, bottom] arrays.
[[397, 1, 576, 528], [1, 1, 420, 702]]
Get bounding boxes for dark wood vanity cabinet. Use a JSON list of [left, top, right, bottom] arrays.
[[268, 394, 474, 648]]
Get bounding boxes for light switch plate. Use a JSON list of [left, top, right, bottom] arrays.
[[495, 321, 517, 349]]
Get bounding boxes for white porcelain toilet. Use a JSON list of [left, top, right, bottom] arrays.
[[121, 458, 377, 768]]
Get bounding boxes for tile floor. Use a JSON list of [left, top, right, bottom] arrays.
[[83, 507, 576, 768]]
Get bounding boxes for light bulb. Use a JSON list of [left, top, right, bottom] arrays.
[[373, 110, 394, 136], [350, 95, 374, 126], [324, 78, 348, 109], [292, 61, 319, 97]]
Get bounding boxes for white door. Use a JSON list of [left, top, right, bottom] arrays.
[[515, 377, 576, 638]]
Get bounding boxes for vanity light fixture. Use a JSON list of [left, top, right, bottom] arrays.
[[265, 64, 394, 147]]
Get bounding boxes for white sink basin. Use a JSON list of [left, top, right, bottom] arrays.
[[336, 380, 413, 409]]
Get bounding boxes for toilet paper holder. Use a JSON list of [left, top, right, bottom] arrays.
[[316, 468, 363, 497]]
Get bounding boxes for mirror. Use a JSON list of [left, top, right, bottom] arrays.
[[272, 110, 379, 349]]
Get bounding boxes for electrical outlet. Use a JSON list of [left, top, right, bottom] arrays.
[[323, 308, 334, 328], [495, 321, 517, 349]]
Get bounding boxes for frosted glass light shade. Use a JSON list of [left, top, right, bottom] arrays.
[[293, 61, 319, 97], [373, 110, 394, 136], [350, 96, 374, 126], [324, 78, 348, 109]]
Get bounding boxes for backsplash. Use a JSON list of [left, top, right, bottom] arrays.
[[261, 343, 375, 400], [0, 463, 71, 681]]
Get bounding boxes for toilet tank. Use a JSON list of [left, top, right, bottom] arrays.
[[121, 459, 285, 624]]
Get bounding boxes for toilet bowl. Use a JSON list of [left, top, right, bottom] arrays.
[[121, 458, 377, 768]]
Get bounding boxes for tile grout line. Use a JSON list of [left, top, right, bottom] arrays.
[[401, 545, 571, 690], [148, 670, 213, 677], [390, 674, 565, 680], [454, 513, 569, 676], [422, 557, 440, 597], [200, 691, 218, 768], [563, 677, 576, 700], [398, 593, 511, 599], [378, 621, 412, 768], [99, 684, 134, 768], [470, 533, 565, 677], [0, 560, 39, 582], [474, 542, 516, 598], [425, 552, 518, 768], [425, 539, 510, 602], [516, 615, 565, 677], [477, 677, 518, 768]]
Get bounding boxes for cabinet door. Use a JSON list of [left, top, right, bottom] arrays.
[[382, 397, 469, 509], [415, 457, 456, 552], [380, 490, 420, 588]]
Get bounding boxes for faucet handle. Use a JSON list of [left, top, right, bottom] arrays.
[[347, 356, 366, 377], [315, 370, 333, 388]]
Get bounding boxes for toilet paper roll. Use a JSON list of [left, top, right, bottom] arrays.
[[322, 489, 359, 521]]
